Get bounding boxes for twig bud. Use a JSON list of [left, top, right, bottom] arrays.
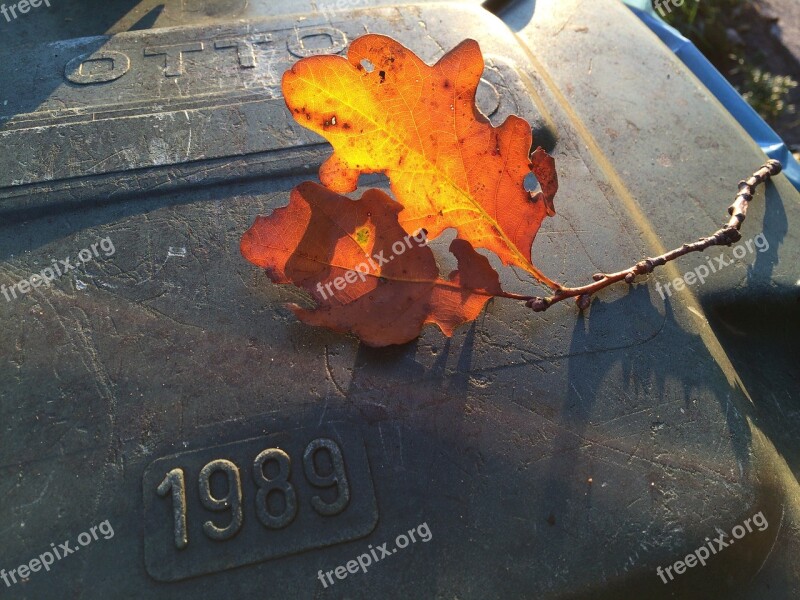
[[766, 159, 782, 175], [526, 297, 550, 312]]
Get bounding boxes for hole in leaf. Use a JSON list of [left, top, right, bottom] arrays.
[[476, 78, 501, 118], [360, 58, 375, 73], [523, 172, 542, 195]]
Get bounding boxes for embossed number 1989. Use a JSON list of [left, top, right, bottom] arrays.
[[143, 426, 378, 582], [156, 439, 350, 549]]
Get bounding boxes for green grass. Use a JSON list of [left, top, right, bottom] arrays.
[[659, 0, 797, 124]]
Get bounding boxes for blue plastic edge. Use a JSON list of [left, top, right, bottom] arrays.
[[625, 4, 800, 191]]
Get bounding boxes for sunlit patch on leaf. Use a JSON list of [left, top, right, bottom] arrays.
[[355, 226, 371, 247]]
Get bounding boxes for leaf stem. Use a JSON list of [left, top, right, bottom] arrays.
[[522, 159, 782, 312]]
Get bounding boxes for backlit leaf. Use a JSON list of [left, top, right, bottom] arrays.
[[282, 34, 559, 288], [240, 182, 503, 346]]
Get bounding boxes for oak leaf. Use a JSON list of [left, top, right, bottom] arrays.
[[240, 182, 503, 347], [282, 34, 559, 288]]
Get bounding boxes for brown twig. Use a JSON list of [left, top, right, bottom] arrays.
[[520, 159, 782, 312]]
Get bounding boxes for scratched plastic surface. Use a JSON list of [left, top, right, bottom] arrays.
[[0, 1, 799, 599]]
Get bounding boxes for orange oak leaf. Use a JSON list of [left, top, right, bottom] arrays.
[[282, 34, 559, 289], [240, 182, 504, 346]]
